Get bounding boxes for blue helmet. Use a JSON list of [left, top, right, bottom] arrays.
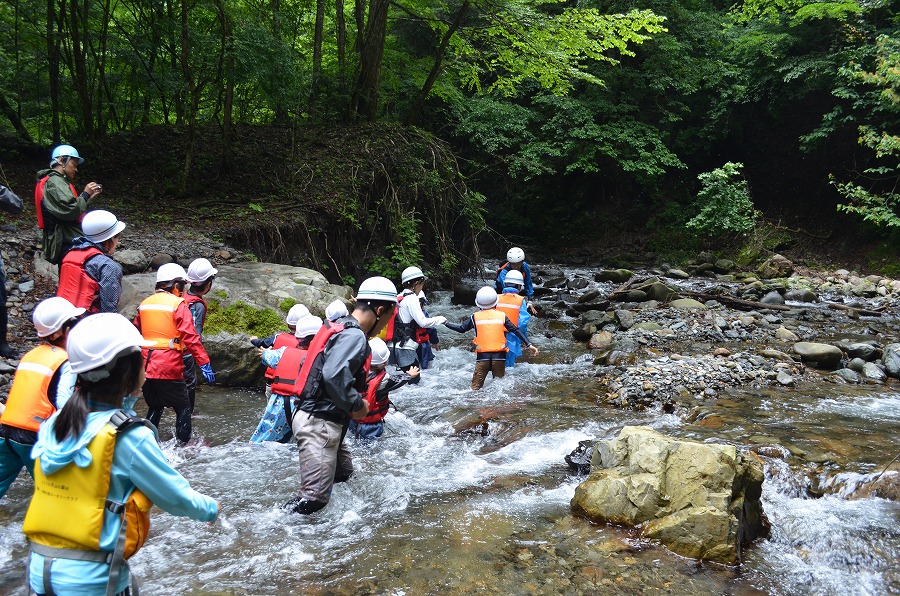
[[51, 144, 84, 165]]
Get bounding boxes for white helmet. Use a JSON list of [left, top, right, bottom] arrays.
[[295, 315, 323, 339], [507, 247, 525, 263], [368, 337, 390, 366], [356, 276, 398, 303], [66, 313, 154, 380], [401, 266, 426, 285], [33, 297, 86, 337], [285, 303, 310, 326], [82, 210, 126, 244], [475, 286, 499, 309], [504, 270, 525, 287], [325, 299, 348, 321], [156, 263, 187, 284], [186, 258, 218, 283]]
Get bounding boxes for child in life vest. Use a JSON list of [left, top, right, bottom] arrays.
[[416, 290, 440, 370], [348, 337, 419, 441], [250, 303, 310, 401], [250, 315, 323, 443], [496, 269, 531, 368], [444, 286, 538, 390], [0, 297, 83, 500], [24, 312, 218, 596]]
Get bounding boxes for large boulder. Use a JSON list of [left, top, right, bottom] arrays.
[[793, 341, 844, 370], [882, 343, 900, 379], [757, 254, 794, 279], [571, 426, 769, 565], [119, 262, 352, 386]]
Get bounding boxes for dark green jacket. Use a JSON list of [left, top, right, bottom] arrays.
[[36, 168, 88, 264]]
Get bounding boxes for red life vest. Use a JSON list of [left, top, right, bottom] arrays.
[[270, 347, 309, 395], [379, 292, 409, 343], [34, 174, 78, 230], [56, 247, 103, 313], [292, 320, 371, 412], [264, 332, 301, 382], [357, 369, 389, 424], [183, 292, 209, 328]]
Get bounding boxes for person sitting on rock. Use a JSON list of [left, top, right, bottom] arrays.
[[444, 286, 538, 390], [349, 337, 419, 442], [0, 297, 84, 499], [56, 209, 126, 314], [250, 315, 323, 444], [250, 303, 310, 401]]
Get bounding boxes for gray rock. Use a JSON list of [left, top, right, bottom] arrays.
[[577, 289, 601, 303], [760, 291, 785, 305], [862, 362, 887, 382], [774, 326, 799, 342], [665, 269, 690, 279], [793, 342, 844, 370], [714, 259, 735, 273], [567, 277, 589, 290], [614, 309, 634, 330], [776, 371, 794, 386], [882, 343, 900, 379], [150, 253, 174, 268], [842, 342, 881, 361], [669, 298, 706, 309], [847, 357, 866, 372], [784, 289, 818, 303], [758, 254, 794, 279], [834, 368, 860, 383], [594, 269, 633, 283], [113, 249, 148, 273], [17, 280, 34, 293]]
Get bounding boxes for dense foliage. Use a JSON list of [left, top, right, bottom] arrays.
[[1, 0, 898, 268]]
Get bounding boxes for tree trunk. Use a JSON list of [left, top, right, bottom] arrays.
[[215, 0, 235, 172], [309, 0, 325, 117], [271, 0, 288, 123], [351, 0, 389, 121], [335, 0, 346, 78], [69, 0, 94, 138], [353, 0, 365, 51], [404, 0, 470, 126], [0, 93, 33, 143], [178, 0, 196, 196], [48, 0, 61, 143]]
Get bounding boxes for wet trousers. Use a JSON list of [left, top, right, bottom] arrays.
[[471, 358, 506, 389], [291, 413, 352, 504], [143, 378, 192, 443], [0, 432, 35, 499]]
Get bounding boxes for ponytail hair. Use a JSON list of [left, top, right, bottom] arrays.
[[54, 351, 144, 442]]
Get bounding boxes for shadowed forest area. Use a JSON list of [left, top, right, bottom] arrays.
[[1, 0, 899, 280]]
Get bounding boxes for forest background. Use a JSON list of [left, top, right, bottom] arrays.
[[0, 0, 899, 285]]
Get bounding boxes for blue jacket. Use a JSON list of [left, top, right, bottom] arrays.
[[28, 403, 218, 595], [496, 262, 534, 297]]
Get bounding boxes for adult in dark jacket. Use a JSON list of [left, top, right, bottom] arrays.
[[284, 276, 398, 515], [0, 185, 23, 357], [56, 209, 125, 314], [34, 144, 102, 264]]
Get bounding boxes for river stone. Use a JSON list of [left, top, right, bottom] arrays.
[[643, 282, 679, 302], [842, 342, 881, 361], [881, 343, 900, 379], [760, 291, 785, 305], [776, 371, 794, 386], [633, 321, 663, 332], [572, 323, 596, 342], [588, 331, 615, 351], [862, 362, 887, 382], [669, 298, 706, 310], [714, 259, 735, 273], [760, 349, 795, 363], [757, 254, 794, 279], [793, 342, 843, 370], [594, 269, 633, 283], [113, 248, 148, 273], [567, 277, 590, 290], [665, 269, 690, 279], [774, 326, 799, 342], [784, 288, 818, 303], [612, 289, 647, 302], [578, 289, 601, 303], [614, 309, 634, 330], [571, 426, 769, 565], [150, 252, 174, 268], [847, 357, 866, 372], [834, 368, 860, 383]]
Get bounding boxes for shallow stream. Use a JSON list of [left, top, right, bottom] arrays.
[[1, 289, 898, 595]]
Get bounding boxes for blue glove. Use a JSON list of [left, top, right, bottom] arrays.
[[200, 363, 215, 383]]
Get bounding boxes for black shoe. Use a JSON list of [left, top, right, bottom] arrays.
[[0, 343, 18, 358], [282, 497, 327, 515]]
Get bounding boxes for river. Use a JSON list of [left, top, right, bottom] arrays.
[[1, 287, 898, 595]]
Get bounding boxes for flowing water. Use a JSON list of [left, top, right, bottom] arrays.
[[1, 290, 899, 595]]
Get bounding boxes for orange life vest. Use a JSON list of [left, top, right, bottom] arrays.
[[57, 246, 103, 313], [357, 369, 389, 425], [496, 292, 525, 327], [264, 333, 301, 382], [473, 309, 508, 353], [34, 174, 78, 230], [270, 347, 309, 396], [138, 292, 185, 351], [0, 344, 69, 432]]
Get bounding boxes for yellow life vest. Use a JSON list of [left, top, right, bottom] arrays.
[[138, 291, 184, 351], [473, 309, 508, 353], [496, 293, 525, 327], [0, 344, 68, 432], [24, 412, 155, 560]]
